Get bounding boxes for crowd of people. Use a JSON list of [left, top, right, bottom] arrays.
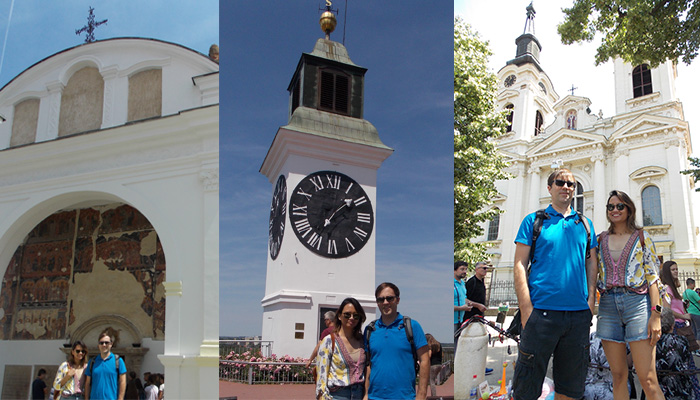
[[30, 328, 164, 400], [462, 167, 700, 400]]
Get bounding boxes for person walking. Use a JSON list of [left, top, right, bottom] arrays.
[[425, 333, 442, 397], [454, 261, 471, 349], [54, 341, 89, 399], [683, 277, 700, 353], [595, 190, 664, 399], [32, 369, 48, 400], [315, 297, 366, 400], [512, 168, 598, 400]]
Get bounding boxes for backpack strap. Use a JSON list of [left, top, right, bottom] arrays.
[[402, 316, 419, 375], [527, 209, 549, 277], [576, 211, 591, 259], [364, 320, 377, 367]]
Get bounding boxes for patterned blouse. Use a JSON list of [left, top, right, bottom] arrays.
[[656, 332, 700, 399], [53, 361, 85, 397], [315, 333, 366, 400], [597, 230, 660, 293]]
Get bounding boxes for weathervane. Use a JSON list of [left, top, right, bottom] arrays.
[[319, 1, 339, 40], [75, 7, 108, 43]]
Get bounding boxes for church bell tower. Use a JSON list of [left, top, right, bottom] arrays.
[[259, 5, 393, 357]]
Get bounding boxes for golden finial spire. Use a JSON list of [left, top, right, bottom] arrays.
[[319, 1, 337, 39]]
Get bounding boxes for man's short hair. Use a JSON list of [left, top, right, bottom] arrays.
[[375, 282, 400, 298], [454, 260, 468, 271], [38, 368, 46, 376], [474, 261, 488, 269], [688, 278, 696, 286], [324, 311, 335, 320], [546, 168, 575, 187]]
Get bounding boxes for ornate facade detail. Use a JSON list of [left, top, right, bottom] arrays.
[[645, 224, 672, 236], [199, 168, 219, 191]]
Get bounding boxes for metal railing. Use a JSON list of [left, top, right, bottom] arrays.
[[219, 359, 314, 384]]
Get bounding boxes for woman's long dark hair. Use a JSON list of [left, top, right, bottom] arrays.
[[606, 190, 641, 234], [68, 341, 88, 367], [425, 333, 441, 354], [333, 297, 366, 340], [660, 260, 682, 300]]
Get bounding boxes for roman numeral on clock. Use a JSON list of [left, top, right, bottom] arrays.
[[328, 239, 337, 255], [357, 212, 371, 224], [345, 237, 355, 252], [326, 174, 341, 189], [353, 227, 368, 241], [310, 176, 324, 191], [354, 196, 367, 206], [296, 188, 313, 200], [307, 232, 322, 250], [294, 218, 312, 238], [292, 204, 307, 216]]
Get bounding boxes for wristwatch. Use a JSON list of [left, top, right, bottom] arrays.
[[653, 304, 662, 314]]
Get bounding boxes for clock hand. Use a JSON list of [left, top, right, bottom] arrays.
[[324, 199, 354, 226]]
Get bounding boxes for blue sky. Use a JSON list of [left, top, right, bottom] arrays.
[[219, 1, 454, 342], [0, 1, 218, 88]]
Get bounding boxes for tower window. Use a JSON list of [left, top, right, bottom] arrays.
[[319, 69, 350, 114], [534, 110, 543, 136], [487, 210, 500, 241], [633, 64, 653, 98], [291, 78, 300, 115], [505, 104, 514, 133], [566, 110, 577, 130]]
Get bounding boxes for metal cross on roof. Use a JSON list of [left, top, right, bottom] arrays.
[[568, 84, 578, 96], [75, 7, 108, 43]]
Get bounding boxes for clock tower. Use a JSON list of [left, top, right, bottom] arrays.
[[259, 7, 393, 357]]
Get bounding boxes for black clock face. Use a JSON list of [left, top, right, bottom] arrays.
[[505, 74, 516, 87], [269, 175, 287, 260], [289, 171, 374, 258]]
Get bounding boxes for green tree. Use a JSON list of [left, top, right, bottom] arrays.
[[681, 156, 700, 190], [558, 0, 700, 67], [454, 18, 509, 264]]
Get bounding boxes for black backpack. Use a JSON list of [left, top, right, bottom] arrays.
[[365, 316, 419, 375], [506, 209, 591, 336]]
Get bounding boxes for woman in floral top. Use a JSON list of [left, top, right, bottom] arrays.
[[656, 307, 700, 399], [595, 190, 664, 399], [315, 297, 366, 400], [53, 341, 88, 399]]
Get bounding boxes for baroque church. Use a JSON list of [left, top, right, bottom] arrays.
[[0, 38, 219, 399], [482, 4, 700, 287]]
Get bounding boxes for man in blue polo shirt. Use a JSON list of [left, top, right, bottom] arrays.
[[365, 282, 430, 400], [454, 261, 471, 349], [512, 168, 598, 400], [85, 329, 127, 400]]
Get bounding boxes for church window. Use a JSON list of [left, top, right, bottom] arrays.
[[642, 185, 662, 225], [128, 68, 162, 122], [534, 110, 543, 136], [566, 110, 577, 130], [291, 78, 301, 115], [505, 104, 514, 132], [487, 209, 500, 241], [58, 66, 104, 137], [10, 98, 40, 147], [571, 182, 584, 213], [319, 68, 350, 115], [633, 64, 653, 98]]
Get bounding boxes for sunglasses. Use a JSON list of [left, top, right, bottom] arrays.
[[376, 296, 397, 303], [74, 349, 86, 354], [554, 179, 575, 188], [99, 341, 111, 346], [342, 312, 361, 320], [606, 203, 626, 211]]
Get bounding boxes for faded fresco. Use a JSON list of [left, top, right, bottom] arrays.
[[0, 204, 165, 340]]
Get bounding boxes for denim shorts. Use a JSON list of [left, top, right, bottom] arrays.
[[330, 383, 364, 399], [513, 308, 592, 400], [596, 288, 650, 343]]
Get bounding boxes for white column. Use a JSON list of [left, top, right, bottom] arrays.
[[613, 143, 630, 194], [100, 67, 119, 129], [665, 136, 694, 256], [528, 165, 541, 211], [38, 81, 64, 142], [593, 152, 606, 229]]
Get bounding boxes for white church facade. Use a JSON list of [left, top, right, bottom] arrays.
[[481, 5, 700, 287], [0, 38, 219, 399]]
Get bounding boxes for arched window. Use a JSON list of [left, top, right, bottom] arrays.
[[59, 66, 104, 137], [566, 110, 577, 130], [11, 98, 40, 147], [319, 68, 350, 115], [487, 210, 500, 241], [128, 68, 162, 122], [505, 104, 514, 132], [633, 64, 653, 98], [642, 185, 662, 225], [534, 110, 543, 136], [571, 182, 584, 213]]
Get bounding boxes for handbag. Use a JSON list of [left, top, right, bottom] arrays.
[[675, 323, 699, 351]]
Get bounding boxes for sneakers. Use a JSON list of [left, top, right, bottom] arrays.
[[485, 367, 493, 375]]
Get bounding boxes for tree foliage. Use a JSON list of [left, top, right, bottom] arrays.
[[454, 18, 509, 264], [558, 0, 700, 67], [681, 156, 700, 190]]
